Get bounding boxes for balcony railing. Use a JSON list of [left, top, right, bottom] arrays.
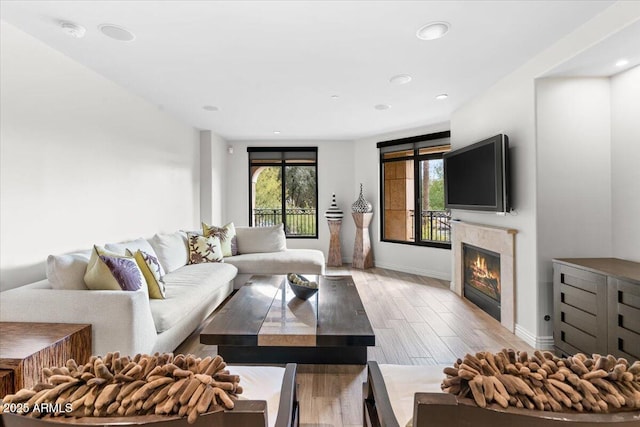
[[253, 208, 316, 237], [409, 210, 451, 243]]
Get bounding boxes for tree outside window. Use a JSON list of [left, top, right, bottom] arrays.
[[249, 148, 317, 238]]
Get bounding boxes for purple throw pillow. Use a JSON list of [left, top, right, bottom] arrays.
[[99, 255, 144, 291]]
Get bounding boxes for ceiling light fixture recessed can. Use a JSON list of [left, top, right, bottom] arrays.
[[273, 131, 281, 135], [615, 59, 629, 67], [390, 74, 412, 85], [202, 105, 219, 111], [374, 104, 391, 110], [416, 21, 450, 41], [330, 95, 340, 99], [435, 93, 449, 100], [60, 21, 86, 38], [99, 24, 136, 42]]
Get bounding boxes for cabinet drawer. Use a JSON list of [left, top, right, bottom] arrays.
[[560, 283, 597, 314], [559, 302, 597, 336], [558, 265, 605, 293], [617, 303, 640, 334], [616, 328, 640, 361], [557, 322, 598, 355]]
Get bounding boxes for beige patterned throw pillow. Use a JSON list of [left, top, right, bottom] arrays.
[[187, 232, 223, 264], [202, 222, 237, 257]]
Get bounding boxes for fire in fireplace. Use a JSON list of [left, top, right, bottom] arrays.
[[463, 243, 501, 321]]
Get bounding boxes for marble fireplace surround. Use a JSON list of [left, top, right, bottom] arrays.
[[451, 221, 517, 332]]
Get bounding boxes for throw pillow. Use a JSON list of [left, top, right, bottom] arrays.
[[187, 232, 223, 264], [202, 221, 238, 257], [126, 249, 166, 299], [99, 255, 146, 292], [104, 237, 159, 259], [235, 223, 287, 254], [148, 232, 189, 273], [46, 250, 92, 290], [84, 246, 145, 292]]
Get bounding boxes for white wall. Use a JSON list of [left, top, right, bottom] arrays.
[[535, 77, 613, 338], [449, 1, 640, 346], [353, 123, 453, 280], [611, 66, 640, 261], [0, 22, 200, 291], [200, 130, 228, 226], [224, 140, 356, 262]]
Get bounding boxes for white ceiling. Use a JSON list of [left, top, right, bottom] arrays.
[[0, 1, 622, 141]]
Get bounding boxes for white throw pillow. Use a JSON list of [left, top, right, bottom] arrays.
[[148, 232, 189, 273], [46, 250, 92, 290], [105, 237, 159, 259], [235, 224, 287, 254]]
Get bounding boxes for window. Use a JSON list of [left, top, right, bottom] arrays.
[[378, 132, 451, 248], [248, 147, 318, 238]]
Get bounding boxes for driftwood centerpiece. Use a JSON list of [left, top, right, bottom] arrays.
[[441, 349, 640, 413], [1, 352, 241, 424]]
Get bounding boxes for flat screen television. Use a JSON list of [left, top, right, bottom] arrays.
[[443, 134, 510, 212]]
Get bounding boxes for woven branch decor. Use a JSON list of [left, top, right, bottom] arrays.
[[1, 352, 241, 424], [441, 349, 640, 413]]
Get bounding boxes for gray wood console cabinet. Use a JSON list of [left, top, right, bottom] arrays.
[[553, 258, 640, 361]]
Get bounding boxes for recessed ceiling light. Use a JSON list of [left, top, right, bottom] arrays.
[[60, 22, 86, 38], [99, 24, 135, 42], [416, 21, 450, 41], [374, 104, 391, 110], [390, 74, 412, 85], [615, 59, 629, 67], [202, 105, 219, 111], [435, 94, 448, 100], [330, 95, 340, 99], [273, 131, 281, 135]]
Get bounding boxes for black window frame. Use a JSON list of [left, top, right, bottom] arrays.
[[378, 131, 451, 249], [248, 146, 319, 239]]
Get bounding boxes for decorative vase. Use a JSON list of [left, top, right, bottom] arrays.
[[324, 193, 344, 221], [351, 183, 373, 213]]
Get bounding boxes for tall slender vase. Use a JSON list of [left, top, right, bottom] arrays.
[[351, 184, 373, 269]]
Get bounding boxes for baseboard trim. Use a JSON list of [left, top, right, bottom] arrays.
[[372, 261, 451, 281], [515, 324, 554, 350]]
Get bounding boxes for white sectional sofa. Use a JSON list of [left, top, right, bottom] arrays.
[[0, 224, 324, 356]]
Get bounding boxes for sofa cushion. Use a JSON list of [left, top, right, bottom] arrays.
[[229, 366, 284, 427], [148, 232, 188, 273], [46, 250, 91, 290], [235, 224, 286, 254], [187, 232, 223, 264], [149, 262, 237, 333], [225, 249, 324, 275], [379, 364, 445, 427], [105, 237, 159, 260]]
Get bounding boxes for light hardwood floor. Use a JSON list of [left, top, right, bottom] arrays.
[[176, 266, 534, 427]]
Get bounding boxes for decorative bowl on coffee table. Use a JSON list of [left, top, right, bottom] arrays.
[[287, 273, 318, 300]]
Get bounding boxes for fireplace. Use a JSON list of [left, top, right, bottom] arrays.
[[452, 221, 516, 332], [463, 243, 501, 321]]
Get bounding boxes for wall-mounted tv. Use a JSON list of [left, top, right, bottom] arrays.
[[443, 134, 510, 212]]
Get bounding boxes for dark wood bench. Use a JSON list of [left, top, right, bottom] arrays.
[[1, 364, 298, 427], [363, 361, 640, 427]]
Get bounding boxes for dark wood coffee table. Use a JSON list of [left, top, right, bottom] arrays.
[[0, 322, 91, 397], [200, 275, 375, 364]]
